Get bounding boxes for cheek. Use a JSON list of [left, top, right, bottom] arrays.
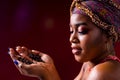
[[91, 32, 104, 46], [90, 36, 102, 46], [80, 33, 104, 51]]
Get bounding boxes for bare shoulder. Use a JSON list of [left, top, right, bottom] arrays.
[[87, 61, 120, 80]]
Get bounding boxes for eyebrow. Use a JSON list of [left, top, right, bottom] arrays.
[[70, 22, 87, 28], [75, 22, 87, 27]]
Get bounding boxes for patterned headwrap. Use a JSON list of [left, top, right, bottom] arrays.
[[70, 0, 120, 43]]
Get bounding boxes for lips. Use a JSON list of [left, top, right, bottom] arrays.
[[71, 46, 82, 55]]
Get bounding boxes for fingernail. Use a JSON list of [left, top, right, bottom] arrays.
[[13, 60, 18, 65]]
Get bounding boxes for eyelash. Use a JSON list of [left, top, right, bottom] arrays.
[[70, 30, 88, 34], [78, 30, 88, 34]]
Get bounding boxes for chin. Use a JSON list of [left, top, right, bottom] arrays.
[[74, 55, 83, 63], [74, 55, 88, 63]]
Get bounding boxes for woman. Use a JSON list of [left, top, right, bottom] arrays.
[[9, 0, 120, 80]]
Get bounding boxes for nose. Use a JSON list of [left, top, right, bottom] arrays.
[[69, 32, 80, 43]]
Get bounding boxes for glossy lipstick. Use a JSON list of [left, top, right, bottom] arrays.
[[71, 46, 82, 55]]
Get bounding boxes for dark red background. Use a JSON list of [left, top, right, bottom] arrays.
[[0, 0, 120, 80]]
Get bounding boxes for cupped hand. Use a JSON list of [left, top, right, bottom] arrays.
[[8, 46, 60, 80]]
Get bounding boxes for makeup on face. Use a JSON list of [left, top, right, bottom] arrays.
[[70, 22, 89, 35]]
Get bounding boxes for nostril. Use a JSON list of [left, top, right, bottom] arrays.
[[72, 38, 79, 43], [70, 32, 79, 43]]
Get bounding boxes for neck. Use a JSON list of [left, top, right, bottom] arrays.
[[90, 40, 115, 64], [90, 51, 115, 65]]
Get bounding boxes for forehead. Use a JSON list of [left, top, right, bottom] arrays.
[[70, 14, 91, 25]]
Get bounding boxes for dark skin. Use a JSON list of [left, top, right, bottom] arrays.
[[9, 46, 61, 80], [70, 14, 120, 80], [9, 14, 120, 80]]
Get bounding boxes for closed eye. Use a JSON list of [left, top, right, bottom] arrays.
[[78, 29, 89, 34]]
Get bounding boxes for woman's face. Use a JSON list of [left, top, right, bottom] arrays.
[[70, 14, 107, 62]]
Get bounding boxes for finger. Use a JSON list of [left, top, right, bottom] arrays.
[[13, 59, 33, 71], [8, 48, 30, 63], [12, 60, 32, 76], [16, 46, 28, 55], [16, 46, 41, 63], [13, 60, 20, 69], [16, 46, 22, 53], [15, 61, 29, 75], [9, 48, 25, 66], [17, 61, 35, 75], [17, 56, 33, 64], [13, 60, 23, 70], [21, 46, 29, 55], [31, 50, 44, 56], [19, 62, 44, 75], [18, 49, 38, 63], [21, 46, 27, 51], [9, 48, 18, 60], [31, 50, 53, 63], [16, 46, 34, 63], [12, 59, 24, 74], [21, 46, 35, 57], [18, 61, 24, 68]]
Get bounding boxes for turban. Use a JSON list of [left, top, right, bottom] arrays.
[[70, 0, 120, 43]]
